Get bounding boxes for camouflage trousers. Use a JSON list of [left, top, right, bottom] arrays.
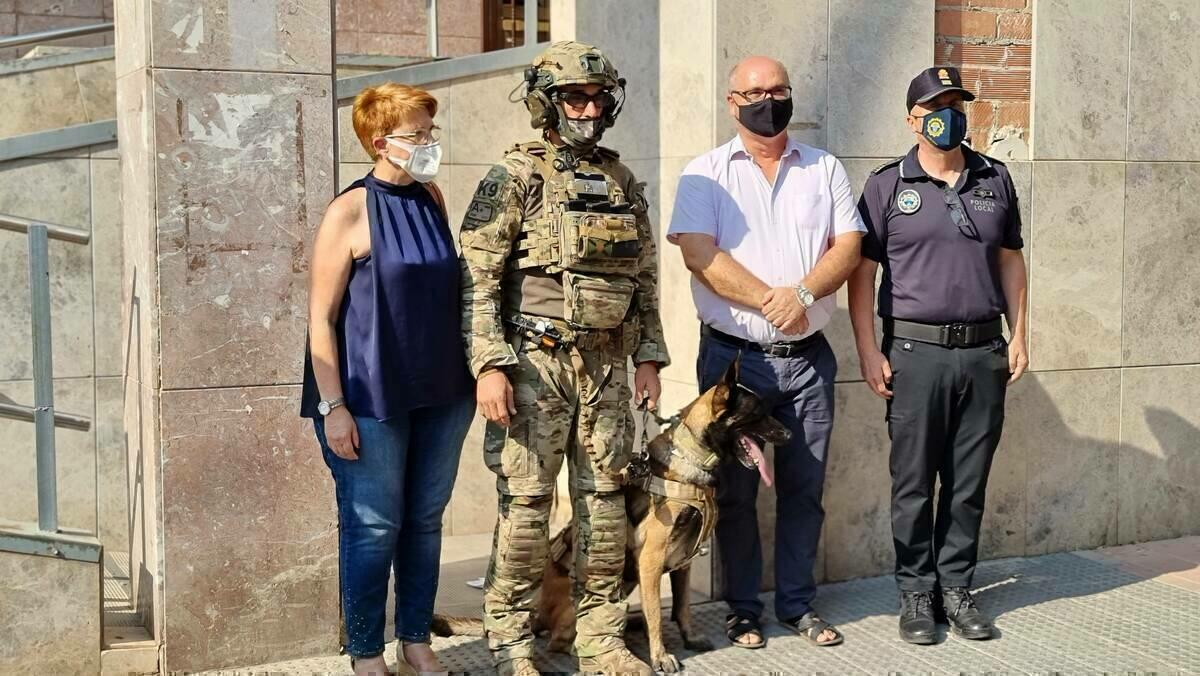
[[483, 333, 634, 662]]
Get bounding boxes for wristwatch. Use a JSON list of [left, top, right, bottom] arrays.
[[317, 396, 346, 416], [794, 284, 816, 309]]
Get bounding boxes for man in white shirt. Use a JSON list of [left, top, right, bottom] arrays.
[[668, 56, 863, 650]]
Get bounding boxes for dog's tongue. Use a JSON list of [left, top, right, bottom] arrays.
[[740, 434, 773, 487]]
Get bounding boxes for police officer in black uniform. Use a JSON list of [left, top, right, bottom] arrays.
[[847, 66, 1029, 645]]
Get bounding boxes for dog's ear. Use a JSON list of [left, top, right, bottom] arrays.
[[710, 355, 741, 416]]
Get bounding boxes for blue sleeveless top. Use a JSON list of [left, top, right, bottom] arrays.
[[301, 173, 473, 420]]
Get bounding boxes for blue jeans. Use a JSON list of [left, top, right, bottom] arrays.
[[699, 331, 836, 622], [315, 396, 475, 658]]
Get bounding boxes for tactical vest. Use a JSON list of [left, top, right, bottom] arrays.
[[507, 142, 642, 330]]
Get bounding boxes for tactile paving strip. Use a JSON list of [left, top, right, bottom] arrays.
[[193, 552, 1200, 675]]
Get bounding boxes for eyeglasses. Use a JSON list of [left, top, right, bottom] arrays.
[[730, 86, 793, 103], [555, 89, 616, 111], [941, 186, 980, 241], [386, 126, 442, 145]]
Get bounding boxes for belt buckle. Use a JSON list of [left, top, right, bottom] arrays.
[[948, 323, 968, 347], [768, 343, 790, 358]]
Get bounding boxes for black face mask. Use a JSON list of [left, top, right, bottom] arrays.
[[737, 97, 793, 138]]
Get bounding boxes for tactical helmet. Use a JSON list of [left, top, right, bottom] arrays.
[[523, 41, 626, 146]]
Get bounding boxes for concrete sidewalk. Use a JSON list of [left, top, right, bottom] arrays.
[[199, 537, 1200, 674]]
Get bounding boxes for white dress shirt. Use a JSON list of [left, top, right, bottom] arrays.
[[667, 135, 865, 343]]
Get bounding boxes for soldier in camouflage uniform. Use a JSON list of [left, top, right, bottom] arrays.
[[459, 41, 670, 676]]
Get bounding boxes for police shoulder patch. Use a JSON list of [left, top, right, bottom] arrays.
[[871, 156, 904, 176]]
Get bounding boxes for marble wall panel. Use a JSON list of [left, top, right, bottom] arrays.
[[96, 375, 128, 553], [1128, 0, 1200, 161], [1118, 365, 1200, 545], [828, 0, 935, 157], [979, 385, 1027, 561], [1031, 0, 1130, 159], [0, 549, 101, 675], [117, 70, 161, 393], [151, 69, 335, 389], [824, 383, 894, 582], [75, 57, 117, 122], [1016, 370, 1121, 556], [1029, 162, 1124, 370], [159, 385, 338, 672], [446, 67, 529, 166], [656, 156, 701, 385], [148, 0, 333, 74], [114, 0, 149, 79], [572, 0, 660, 162], [658, 0, 714, 160], [1122, 163, 1200, 366], [91, 157, 124, 378], [0, 377, 96, 531], [0, 65, 90, 137], [827, 157, 887, 385], [1007, 160, 1032, 249], [122, 376, 161, 637], [0, 157, 94, 381], [714, 0, 827, 149]]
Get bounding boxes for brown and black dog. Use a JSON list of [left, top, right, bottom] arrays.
[[434, 357, 790, 673]]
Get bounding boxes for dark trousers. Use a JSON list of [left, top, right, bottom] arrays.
[[699, 330, 836, 621], [885, 335, 1009, 592]]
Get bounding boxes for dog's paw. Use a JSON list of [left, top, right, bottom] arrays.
[[653, 653, 682, 673], [682, 636, 714, 653]]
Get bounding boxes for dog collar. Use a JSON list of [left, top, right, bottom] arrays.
[[669, 421, 720, 472]]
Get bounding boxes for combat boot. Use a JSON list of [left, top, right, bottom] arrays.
[[495, 657, 540, 676], [577, 646, 653, 676]]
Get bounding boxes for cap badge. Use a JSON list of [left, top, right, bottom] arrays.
[[897, 189, 922, 214], [938, 68, 953, 85], [926, 117, 946, 138]]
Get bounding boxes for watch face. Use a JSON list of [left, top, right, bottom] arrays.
[[317, 401, 330, 415]]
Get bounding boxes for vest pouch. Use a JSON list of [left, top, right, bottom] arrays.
[[563, 271, 636, 330], [560, 210, 640, 274]]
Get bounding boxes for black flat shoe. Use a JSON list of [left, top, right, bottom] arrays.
[[898, 591, 939, 645], [942, 587, 995, 640]]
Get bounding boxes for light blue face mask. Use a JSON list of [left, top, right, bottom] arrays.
[[915, 106, 968, 151]]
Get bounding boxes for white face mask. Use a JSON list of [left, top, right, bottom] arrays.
[[385, 137, 442, 183]]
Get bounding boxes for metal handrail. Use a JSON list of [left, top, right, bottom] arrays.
[[0, 216, 91, 534], [0, 22, 113, 51], [0, 213, 90, 244], [0, 401, 90, 431]]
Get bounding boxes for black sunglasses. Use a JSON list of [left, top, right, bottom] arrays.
[[555, 89, 616, 110], [941, 186, 980, 241]]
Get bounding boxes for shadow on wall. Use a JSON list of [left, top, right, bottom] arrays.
[[122, 265, 155, 629]]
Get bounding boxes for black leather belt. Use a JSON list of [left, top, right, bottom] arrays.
[[883, 318, 1004, 348], [702, 324, 823, 358]]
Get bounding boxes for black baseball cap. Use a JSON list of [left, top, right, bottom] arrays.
[[906, 66, 976, 112]]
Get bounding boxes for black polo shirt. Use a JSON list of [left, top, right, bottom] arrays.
[[858, 145, 1023, 324]]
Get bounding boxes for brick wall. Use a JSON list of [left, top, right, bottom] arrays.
[[336, 0, 485, 58], [935, 0, 1032, 159], [0, 0, 114, 60]]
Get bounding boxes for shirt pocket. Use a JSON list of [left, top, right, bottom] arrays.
[[787, 192, 832, 234]]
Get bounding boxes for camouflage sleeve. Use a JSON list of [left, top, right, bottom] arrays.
[[459, 159, 527, 377], [628, 179, 671, 368]]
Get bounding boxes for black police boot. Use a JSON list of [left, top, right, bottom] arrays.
[[941, 587, 994, 640], [898, 591, 939, 645]]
